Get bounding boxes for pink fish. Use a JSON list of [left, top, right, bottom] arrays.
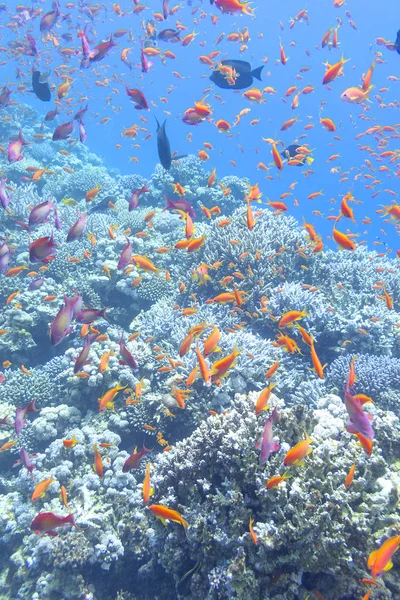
[[129, 184, 149, 211], [50, 294, 76, 346], [39, 3, 60, 32], [117, 237, 132, 270], [29, 233, 57, 263], [78, 25, 92, 65], [162, 0, 169, 19], [122, 444, 152, 472], [118, 332, 139, 372], [66, 211, 87, 242], [126, 87, 149, 110], [140, 45, 153, 73], [29, 200, 55, 227], [73, 334, 96, 374], [8, 129, 29, 163], [52, 121, 74, 141], [164, 195, 196, 219], [89, 36, 116, 64], [344, 386, 374, 440], [258, 407, 280, 464], [0, 178, 10, 209], [0, 86, 12, 107], [74, 103, 89, 122], [30, 512, 77, 536], [75, 307, 108, 324], [78, 121, 87, 143], [19, 447, 36, 475], [45, 108, 58, 121], [0, 243, 10, 274], [15, 399, 39, 435]]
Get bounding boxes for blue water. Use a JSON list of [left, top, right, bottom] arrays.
[[2, 0, 399, 251]]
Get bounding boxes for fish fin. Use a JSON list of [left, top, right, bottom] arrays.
[[384, 560, 393, 571], [173, 154, 187, 161], [47, 530, 58, 537], [346, 423, 358, 434], [271, 442, 280, 453], [306, 447, 313, 456], [250, 66, 264, 81]]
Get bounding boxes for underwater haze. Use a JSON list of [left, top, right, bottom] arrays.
[[0, 0, 399, 599]]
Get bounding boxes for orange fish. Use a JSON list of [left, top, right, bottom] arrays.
[[283, 433, 312, 466], [142, 463, 154, 505], [368, 535, 400, 578], [345, 463, 356, 488], [31, 477, 56, 502], [93, 444, 103, 477], [249, 517, 258, 544], [149, 504, 189, 529]]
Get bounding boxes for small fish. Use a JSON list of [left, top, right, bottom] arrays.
[[122, 444, 152, 472], [30, 512, 77, 536], [149, 504, 189, 529], [31, 477, 56, 502]]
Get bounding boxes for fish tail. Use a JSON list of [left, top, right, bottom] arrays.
[[250, 66, 264, 81]]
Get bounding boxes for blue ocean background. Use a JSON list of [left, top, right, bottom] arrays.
[[2, 0, 399, 251]]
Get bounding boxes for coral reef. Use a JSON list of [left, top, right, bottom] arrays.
[[0, 103, 399, 600]]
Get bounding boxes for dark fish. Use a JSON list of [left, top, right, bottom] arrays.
[[210, 59, 263, 90], [156, 117, 172, 169], [395, 30, 400, 54], [281, 144, 314, 167], [155, 117, 186, 170], [32, 71, 51, 102], [88, 195, 117, 213], [157, 29, 180, 41]]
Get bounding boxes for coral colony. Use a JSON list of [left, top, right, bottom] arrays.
[[0, 102, 398, 600]]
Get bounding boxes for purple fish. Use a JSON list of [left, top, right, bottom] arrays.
[[258, 407, 280, 464], [67, 211, 86, 242], [54, 208, 62, 230], [8, 129, 29, 163], [0, 242, 10, 274], [39, 3, 60, 32], [29, 200, 55, 227], [129, 184, 149, 211], [0, 86, 12, 107], [74, 103, 89, 122], [78, 26, 91, 62], [78, 121, 87, 143], [344, 386, 374, 441], [29, 233, 57, 263], [140, 45, 153, 73], [73, 334, 96, 374], [89, 35, 116, 64], [15, 398, 39, 435], [69, 291, 83, 319], [26, 34, 38, 56], [118, 332, 139, 372], [75, 307, 109, 324], [28, 276, 45, 291], [50, 295, 75, 346], [117, 237, 132, 270], [164, 195, 196, 219], [0, 178, 10, 209], [45, 108, 58, 121], [19, 447, 36, 475], [52, 120, 74, 141]]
